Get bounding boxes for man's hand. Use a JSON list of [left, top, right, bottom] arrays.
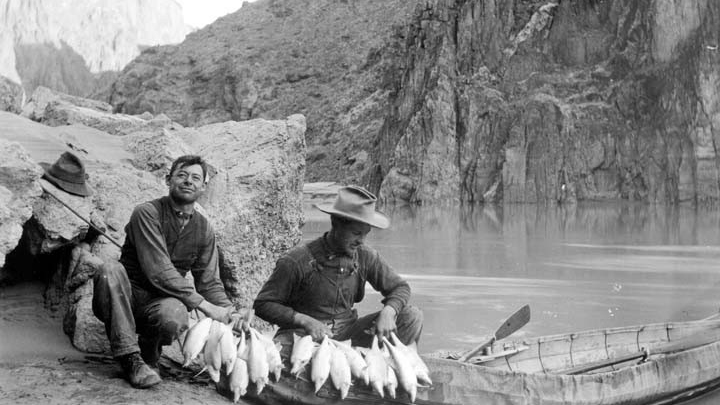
[[375, 305, 398, 340], [294, 312, 333, 341], [229, 308, 254, 333], [197, 300, 233, 323]]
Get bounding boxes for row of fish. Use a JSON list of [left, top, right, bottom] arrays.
[[291, 331, 432, 403], [181, 318, 283, 403], [182, 318, 432, 403]]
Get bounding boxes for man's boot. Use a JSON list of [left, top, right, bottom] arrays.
[[138, 335, 162, 371], [117, 352, 161, 388]]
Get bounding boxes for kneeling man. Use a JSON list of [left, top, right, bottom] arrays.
[[254, 185, 423, 352], [93, 155, 244, 388]]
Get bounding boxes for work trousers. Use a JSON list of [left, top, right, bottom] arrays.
[[92, 261, 189, 358], [274, 305, 423, 359]]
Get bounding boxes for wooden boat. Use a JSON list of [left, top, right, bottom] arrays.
[[232, 317, 720, 405]]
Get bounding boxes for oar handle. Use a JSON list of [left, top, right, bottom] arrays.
[[457, 336, 495, 362]]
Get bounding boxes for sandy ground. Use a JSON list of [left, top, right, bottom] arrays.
[[0, 282, 257, 405]]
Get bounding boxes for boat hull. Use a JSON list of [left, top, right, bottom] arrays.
[[227, 319, 720, 405]]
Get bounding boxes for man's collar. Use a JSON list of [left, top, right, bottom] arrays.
[[162, 196, 194, 220], [322, 232, 354, 258], [174, 210, 193, 220]]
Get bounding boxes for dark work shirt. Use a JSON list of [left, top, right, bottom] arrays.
[[253, 234, 411, 328], [120, 196, 231, 310]]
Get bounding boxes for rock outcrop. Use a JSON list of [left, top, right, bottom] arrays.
[[0, 0, 190, 96], [107, 0, 420, 184], [22, 86, 178, 136], [0, 76, 24, 113], [0, 93, 306, 352]]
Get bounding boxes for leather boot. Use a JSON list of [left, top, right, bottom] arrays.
[[117, 352, 161, 388], [138, 335, 162, 370]]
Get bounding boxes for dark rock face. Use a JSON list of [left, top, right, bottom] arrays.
[[363, 0, 720, 204]]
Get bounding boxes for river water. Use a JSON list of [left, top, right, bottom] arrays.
[[302, 202, 720, 352]]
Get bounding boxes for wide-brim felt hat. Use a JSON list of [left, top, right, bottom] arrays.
[[313, 185, 390, 229], [39, 151, 93, 197]]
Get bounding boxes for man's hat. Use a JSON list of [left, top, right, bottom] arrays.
[[313, 185, 389, 229], [39, 152, 93, 197]]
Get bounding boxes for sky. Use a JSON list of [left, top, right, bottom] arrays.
[[176, 0, 257, 29]]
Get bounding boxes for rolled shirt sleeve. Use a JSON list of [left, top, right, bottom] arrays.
[[362, 247, 411, 314], [253, 256, 302, 328], [192, 230, 232, 307]]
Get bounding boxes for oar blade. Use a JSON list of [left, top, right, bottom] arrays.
[[495, 304, 531, 341]]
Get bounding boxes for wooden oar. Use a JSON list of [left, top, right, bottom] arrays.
[[559, 326, 720, 375], [39, 180, 123, 248], [455, 304, 531, 362]]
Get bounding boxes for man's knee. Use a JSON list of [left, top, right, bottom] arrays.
[[396, 305, 424, 344], [93, 261, 127, 289], [92, 261, 129, 319], [398, 305, 423, 327], [154, 298, 189, 338]]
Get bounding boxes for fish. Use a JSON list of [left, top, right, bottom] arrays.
[[256, 332, 283, 382], [229, 358, 249, 402], [218, 323, 237, 375], [247, 328, 269, 394], [290, 333, 315, 377], [385, 364, 398, 399], [236, 330, 247, 358], [402, 339, 432, 385], [310, 335, 332, 393], [203, 320, 225, 382], [182, 317, 212, 367], [364, 335, 387, 398], [332, 339, 369, 385], [329, 345, 352, 399], [382, 336, 417, 403], [230, 330, 250, 401]]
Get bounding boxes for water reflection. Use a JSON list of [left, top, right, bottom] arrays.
[[301, 202, 720, 354]]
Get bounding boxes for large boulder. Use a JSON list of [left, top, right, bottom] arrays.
[[122, 128, 194, 177], [0, 139, 43, 276]]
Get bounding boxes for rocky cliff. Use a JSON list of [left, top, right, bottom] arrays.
[[0, 0, 190, 96], [367, 0, 720, 204], [107, 0, 720, 205], [107, 0, 420, 184]]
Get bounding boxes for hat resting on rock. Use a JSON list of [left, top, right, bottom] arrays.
[[39, 151, 93, 197], [314, 185, 389, 229]]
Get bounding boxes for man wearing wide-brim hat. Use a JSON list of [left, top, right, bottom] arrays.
[[254, 185, 423, 351]]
